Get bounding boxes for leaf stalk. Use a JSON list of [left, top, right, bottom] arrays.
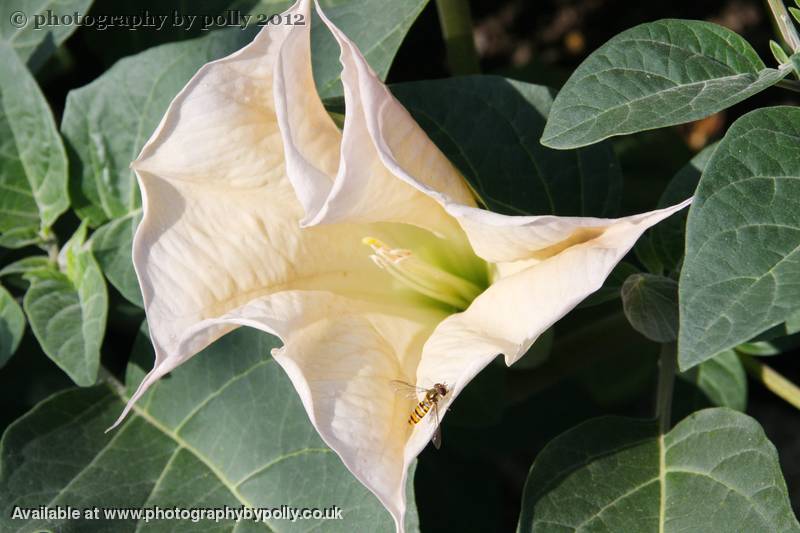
[[656, 342, 676, 434], [766, 0, 800, 52], [739, 353, 800, 410], [776, 77, 800, 92], [435, 0, 480, 75]]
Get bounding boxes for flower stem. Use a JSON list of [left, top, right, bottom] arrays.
[[739, 353, 800, 410], [435, 0, 480, 75], [766, 0, 800, 52], [656, 342, 676, 434]]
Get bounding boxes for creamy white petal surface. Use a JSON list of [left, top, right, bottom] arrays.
[[172, 291, 443, 528], [121, 1, 692, 531], [307, 8, 693, 503]]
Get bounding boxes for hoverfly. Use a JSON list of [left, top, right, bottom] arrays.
[[391, 380, 449, 449]]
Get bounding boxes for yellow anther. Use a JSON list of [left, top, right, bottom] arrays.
[[363, 236, 482, 310]]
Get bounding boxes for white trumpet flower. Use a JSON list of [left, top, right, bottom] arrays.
[[115, 1, 690, 530]]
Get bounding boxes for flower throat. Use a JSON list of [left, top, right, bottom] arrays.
[[363, 237, 482, 310]]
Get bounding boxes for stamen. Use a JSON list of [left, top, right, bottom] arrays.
[[362, 237, 483, 310]]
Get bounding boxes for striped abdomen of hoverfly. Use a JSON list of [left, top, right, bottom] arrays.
[[407, 384, 446, 425], [408, 395, 435, 425]]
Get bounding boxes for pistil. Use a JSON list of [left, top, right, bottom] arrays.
[[363, 237, 483, 310]]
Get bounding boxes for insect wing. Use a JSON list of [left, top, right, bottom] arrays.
[[390, 379, 426, 400], [430, 401, 443, 449]]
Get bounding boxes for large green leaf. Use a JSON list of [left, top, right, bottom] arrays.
[[90, 210, 143, 307], [0, 0, 93, 70], [621, 273, 678, 343], [635, 143, 715, 274], [541, 20, 789, 149], [0, 284, 24, 368], [310, 0, 429, 99], [61, 28, 259, 226], [0, 332, 74, 433], [393, 76, 622, 216], [85, 0, 427, 100], [679, 107, 800, 369], [0, 327, 418, 532], [518, 409, 799, 532], [566, 312, 659, 408], [0, 41, 68, 245], [82, 0, 274, 63], [23, 225, 108, 386]]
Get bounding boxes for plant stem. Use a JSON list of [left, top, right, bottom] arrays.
[[777, 78, 800, 92], [739, 353, 800, 410], [435, 0, 480, 75], [656, 343, 676, 434], [37, 228, 59, 264], [766, 0, 800, 52]]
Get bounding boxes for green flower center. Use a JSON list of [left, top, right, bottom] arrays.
[[363, 237, 484, 310]]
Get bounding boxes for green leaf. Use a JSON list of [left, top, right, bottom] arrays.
[[621, 273, 678, 343], [0, 327, 419, 532], [736, 332, 800, 357], [0, 0, 93, 70], [771, 40, 791, 65], [518, 409, 799, 532], [758, 308, 800, 338], [393, 76, 622, 216], [85, 0, 427, 100], [311, 0, 429, 99], [678, 349, 747, 410], [60, 28, 259, 225], [737, 341, 783, 356], [679, 107, 800, 369], [575, 333, 658, 408], [23, 224, 108, 386], [0, 227, 39, 249], [0, 256, 51, 278], [82, 0, 272, 64], [0, 332, 74, 432], [635, 143, 715, 274], [0, 284, 24, 368], [542, 19, 789, 149], [90, 210, 143, 307], [0, 41, 68, 244]]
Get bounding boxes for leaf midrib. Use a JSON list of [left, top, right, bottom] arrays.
[[546, 68, 785, 145], [106, 371, 333, 530]]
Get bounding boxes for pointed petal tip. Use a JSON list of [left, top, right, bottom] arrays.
[[105, 402, 132, 433]]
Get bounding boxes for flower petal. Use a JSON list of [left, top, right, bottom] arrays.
[[414, 201, 691, 401], [139, 290, 443, 533], [272, 1, 341, 221], [444, 199, 692, 265], [134, 1, 328, 189], [282, 3, 475, 244], [121, 0, 426, 422], [311, 3, 692, 273]]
